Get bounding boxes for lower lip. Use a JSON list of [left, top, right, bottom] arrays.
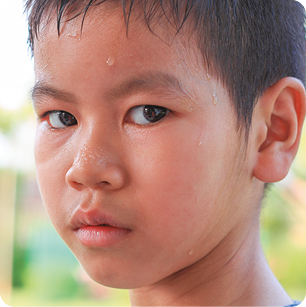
[[75, 226, 131, 247]]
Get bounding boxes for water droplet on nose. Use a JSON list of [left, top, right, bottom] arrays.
[[106, 57, 115, 66]]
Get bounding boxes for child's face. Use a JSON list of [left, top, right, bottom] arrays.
[[33, 7, 255, 288]]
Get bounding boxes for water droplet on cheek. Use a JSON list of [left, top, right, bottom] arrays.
[[206, 73, 218, 105], [213, 93, 218, 106], [197, 141, 202, 147], [106, 56, 115, 66], [188, 250, 194, 256]]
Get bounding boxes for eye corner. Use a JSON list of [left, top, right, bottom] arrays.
[[37, 110, 50, 121]]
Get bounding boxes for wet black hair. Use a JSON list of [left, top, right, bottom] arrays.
[[25, 0, 306, 132]]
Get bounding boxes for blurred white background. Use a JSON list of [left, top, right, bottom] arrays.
[[0, 0, 34, 111], [0, 0, 35, 171]]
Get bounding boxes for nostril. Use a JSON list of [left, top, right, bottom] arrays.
[[68, 180, 86, 191], [66, 160, 126, 190]]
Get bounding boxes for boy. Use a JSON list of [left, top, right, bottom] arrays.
[[25, 0, 306, 305]]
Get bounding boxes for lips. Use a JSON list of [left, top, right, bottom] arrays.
[[70, 209, 132, 247], [70, 209, 130, 229]]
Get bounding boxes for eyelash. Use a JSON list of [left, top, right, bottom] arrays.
[[39, 110, 61, 120], [126, 105, 171, 126], [39, 110, 77, 129], [38, 105, 171, 129]]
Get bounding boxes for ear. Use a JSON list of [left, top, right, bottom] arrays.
[[252, 77, 306, 183]]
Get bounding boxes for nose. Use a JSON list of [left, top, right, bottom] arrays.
[[65, 144, 127, 191]]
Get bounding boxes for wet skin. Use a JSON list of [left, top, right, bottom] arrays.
[[33, 6, 299, 306]]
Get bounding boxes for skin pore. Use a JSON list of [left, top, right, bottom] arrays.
[[32, 4, 305, 306]]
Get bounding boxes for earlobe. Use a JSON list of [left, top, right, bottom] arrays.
[[252, 77, 306, 183]]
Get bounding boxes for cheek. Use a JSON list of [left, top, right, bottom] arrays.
[[125, 121, 228, 237], [132, 104, 241, 231], [34, 127, 73, 220]]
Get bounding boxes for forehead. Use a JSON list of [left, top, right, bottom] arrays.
[[32, 4, 236, 124], [33, 5, 205, 86]]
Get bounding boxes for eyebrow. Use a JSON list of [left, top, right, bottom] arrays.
[[31, 82, 77, 105], [31, 72, 189, 106], [105, 72, 189, 100]]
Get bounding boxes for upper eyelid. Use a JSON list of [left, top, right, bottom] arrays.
[[37, 110, 63, 120], [37, 105, 171, 122], [128, 104, 171, 114], [129, 104, 172, 112]]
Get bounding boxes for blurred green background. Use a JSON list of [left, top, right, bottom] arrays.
[[0, 103, 131, 306], [0, 1, 306, 306]]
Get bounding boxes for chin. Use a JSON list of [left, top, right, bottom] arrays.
[[85, 271, 151, 290], [78, 258, 156, 290]]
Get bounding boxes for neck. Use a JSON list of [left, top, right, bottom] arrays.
[[129, 218, 292, 306]]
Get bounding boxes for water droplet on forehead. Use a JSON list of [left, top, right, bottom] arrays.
[[106, 56, 115, 66]]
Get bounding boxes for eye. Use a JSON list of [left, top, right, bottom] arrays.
[[45, 111, 77, 129], [128, 105, 170, 125]]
